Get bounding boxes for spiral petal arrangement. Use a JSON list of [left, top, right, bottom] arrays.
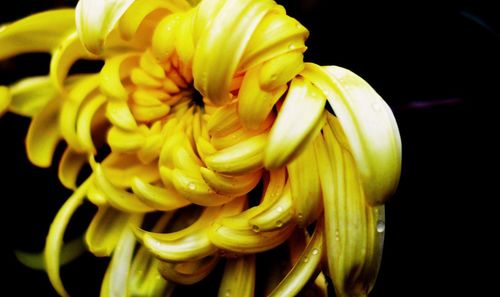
[[0, 0, 401, 296]]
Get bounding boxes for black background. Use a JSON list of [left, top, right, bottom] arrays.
[[1, 0, 498, 296]]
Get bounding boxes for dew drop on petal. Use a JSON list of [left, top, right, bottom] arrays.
[[188, 182, 196, 190], [276, 206, 283, 213], [276, 220, 283, 228], [303, 256, 309, 263], [312, 248, 319, 255], [225, 289, 231, 297], [252, 225, 260, 233], [335, 229, 340, 241], [376, 220, 385, 233]]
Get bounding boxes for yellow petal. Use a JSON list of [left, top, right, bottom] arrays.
[[118, 0, 189, 41], [26, 97, 61, 167], [237, 65, 286, 130], [193, 0, 274, 105], [204, 132, 268, 174], [100, 216, 141, 297], [94, 164, 155, 213], [106, 100, 138, 130], [60, 74, 100, 151], [259, 50, 304, 91], [0, 86, 10, 116], [44, 179, 90, 297], [85, 205, 130, 256], [50, 31, 95, 90], [75, 0, 135, 54], [218, 255, 256, 297], [100, 53, 139, 101], [158, 255, 220, 285], [58, 148, 88, 190], [269, 221, 324, 297], [264, 76, 325, 169], [151, 13, 183, 61], [287, 136, 323, 227], [131, 177, 191, 211], [302, 63, 402, 205], [0, 9, 75, 59], [102, 153, 159, 187], [8, 76, 58, 117], [76, 94, 107, 153], [239, 10, 308, 71], [15, 237, 86, 270]]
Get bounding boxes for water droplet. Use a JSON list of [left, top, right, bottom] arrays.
[[297, 213, 304, 222], [276, 206, 283, 213], [335, 229, 340, 241], [252, 225, 260, 233], [224, 289, 231, 297], [303, 256, 309, 263], [371, 102, 382, 112], [376, 220, 385, 233], [276, 220, 283, 228], [188, 182, 196, 190], [312, 248, 319, 255], [289, 43, 296, 50]]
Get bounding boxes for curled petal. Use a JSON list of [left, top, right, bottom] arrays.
[[76, 0, 136, 54], [302, 63, 402, 205], [58, 148, 88, 190], [0, 9, 75, 59], [44, 179, 90, 297], [26, 97, 61, 167], [85, 205, 131, 256], [264, 76, 326, 169], [269, 221, 324, 297], [193, 0, 274, 105]]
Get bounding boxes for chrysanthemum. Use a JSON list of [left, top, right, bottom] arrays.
[[0, 0, 401, 296]]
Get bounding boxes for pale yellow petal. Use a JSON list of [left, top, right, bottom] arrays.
[[85, 205, 130, 256], [76, 0, 135, 54], [264, 76, 325, 169], [302, 63, 402, 205]]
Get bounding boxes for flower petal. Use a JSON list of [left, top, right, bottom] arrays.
[[193, 0, 274, 105], [8, 76, 58, 117], [302, 63, 402, 205], [264, 76, 325, 169], [100, 216, 141, 297], [75, 0, 135, 54], [50, 32, 95, 90], [0, 9, 75, 59], [218, 255, 256, 297], [44, 180, 89, 297], [0, 86, 10, 116], [25, 97, 61, 167], [85, 205, 131, 256], [58, 147, 88, 190]]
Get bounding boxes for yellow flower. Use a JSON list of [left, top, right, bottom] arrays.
[[0, 0, 401, 296]]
